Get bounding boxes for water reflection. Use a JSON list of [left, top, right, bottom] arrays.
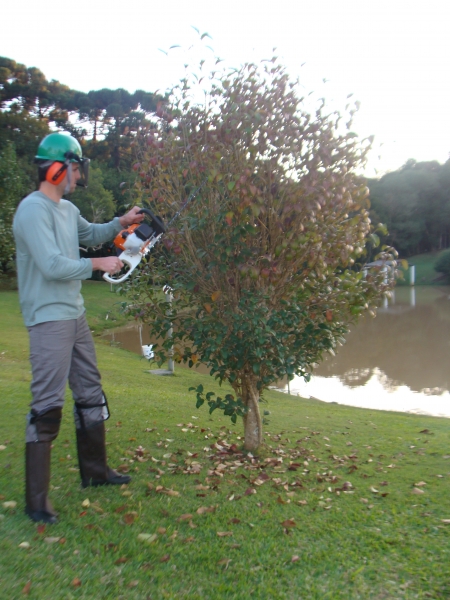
[[103, 286, 450, 418], [287, 286, 450, 417]]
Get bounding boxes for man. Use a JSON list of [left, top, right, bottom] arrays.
[[13, 132, 145, 524]]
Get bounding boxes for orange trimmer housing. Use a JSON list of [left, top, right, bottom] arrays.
[[113, 224, 142, 252]]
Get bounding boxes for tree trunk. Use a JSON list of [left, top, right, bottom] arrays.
[[241, 377, 262, 451]]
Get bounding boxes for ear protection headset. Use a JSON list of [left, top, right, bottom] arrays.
[[45, 161, 69, 185]]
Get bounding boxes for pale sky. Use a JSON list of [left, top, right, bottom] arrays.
[[2, 0, 450, 176]]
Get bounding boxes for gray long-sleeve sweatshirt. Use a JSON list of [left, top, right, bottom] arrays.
[[13, 191, 123, 326]]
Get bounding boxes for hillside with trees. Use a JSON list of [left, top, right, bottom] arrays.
[[0, 56, 162, 275], [1, 54, 449, 276], [367, 159, 450, 257]]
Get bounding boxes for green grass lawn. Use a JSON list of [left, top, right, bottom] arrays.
[[397, 251, 448, 286], [1, 283, 450, 599]]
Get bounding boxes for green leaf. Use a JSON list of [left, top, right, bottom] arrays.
[[227, 181, 236, 191]]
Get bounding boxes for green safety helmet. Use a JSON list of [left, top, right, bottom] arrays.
[[35, 132, 83, 163], [35, 132, 89, 188]]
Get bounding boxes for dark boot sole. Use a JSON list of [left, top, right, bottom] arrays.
[[82, 475, 131, 488], [25, 507, 58, 524]]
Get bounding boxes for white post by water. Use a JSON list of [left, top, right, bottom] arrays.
[[410, 265, 415, 286], [164, 285, 175, 374]]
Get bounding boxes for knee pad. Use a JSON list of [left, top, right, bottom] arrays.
[[75, 391, 110, 431], [30, 408, 62, 442]]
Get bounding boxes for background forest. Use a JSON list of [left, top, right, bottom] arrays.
[[1, 55, 450, 276]]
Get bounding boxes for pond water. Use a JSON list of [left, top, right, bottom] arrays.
[[103, 286, 450, 418]]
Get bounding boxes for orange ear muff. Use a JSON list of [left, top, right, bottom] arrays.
[[46, 162, 68, 185]]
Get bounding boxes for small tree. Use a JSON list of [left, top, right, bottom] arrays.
[[126, 59, 397, 451]]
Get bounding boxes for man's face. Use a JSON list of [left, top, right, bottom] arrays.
[[68, 163, 81, 193]]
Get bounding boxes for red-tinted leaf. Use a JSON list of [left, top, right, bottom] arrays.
[[22, 581, 31, 595], [124, 513, 136, 525], [281, 519, 296, 528]]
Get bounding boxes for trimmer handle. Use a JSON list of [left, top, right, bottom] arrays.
[[103, 252, 143, 284], [138, 208, 166, 235]]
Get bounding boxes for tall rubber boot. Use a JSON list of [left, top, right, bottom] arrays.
[[76, 421, 131, 488], [25, 407, 61, 524], [25, 442, 58, 524]]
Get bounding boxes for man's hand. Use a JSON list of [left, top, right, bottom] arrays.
[[119, 206, 145, 228], [91, 257, 124, 274]]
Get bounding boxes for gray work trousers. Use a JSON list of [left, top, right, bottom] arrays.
[[26, 314, 109, 443]]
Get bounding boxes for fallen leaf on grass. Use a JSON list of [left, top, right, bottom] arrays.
[[137, 533, 158, 544], [71, 578, 82, 588], [36, 524, 46, 534], [441, 519, 450, 524], [414, 481, 427, 487], [114, 505, 127, 513], [217, 531, 233, 537], [178, 513, 193, 521], [229, 518, 241, 524], [291, 555, 300, 563], [195, 484, 210, 491], [277, 496, 289, 505], [81, 499, 90, 508], [0, 445, 6, 451], [157, 527, 167, 534], [281, 520, 296, 528], [160, 554, 170, 563], [123, 512, 137, 525], [128, 581, 139, 588], [18, 542, 30, 549], [155, 487, 180, 497], [197, 506, 216, 515], [244, 488, 257, 496], [22, 581, 31, 595], [217, 558, 232, 569], [184, 536, 196, 543], [44, 537, 60, 544], [3, 501, 17, 509], [114, 557, 128, 565], [412, 487, 425, 495]]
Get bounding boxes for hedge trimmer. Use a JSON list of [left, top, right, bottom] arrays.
[[103, 181, 206, 284]]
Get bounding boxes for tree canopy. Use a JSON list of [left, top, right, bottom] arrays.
[[367, 159, 450, 257], [124, 57, 398, 450]]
